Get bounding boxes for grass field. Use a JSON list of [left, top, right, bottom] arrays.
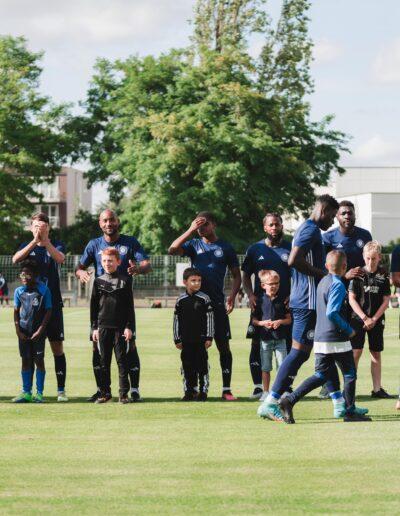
[[0, 307, 399, 514]]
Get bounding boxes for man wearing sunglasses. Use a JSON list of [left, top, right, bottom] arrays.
[[169, 212, 241, 400]]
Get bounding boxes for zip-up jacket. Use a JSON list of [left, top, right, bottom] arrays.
[[90, 272, 135, 332], [173, 291, 214, 344]]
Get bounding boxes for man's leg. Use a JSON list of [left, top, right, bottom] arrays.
[[249, 338, 263, 397], [214, 303, 235, 399], [47, 307, 67, 400], [113, 333, 130, 399]]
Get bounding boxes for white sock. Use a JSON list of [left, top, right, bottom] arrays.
[[265, 393, 278, 404]]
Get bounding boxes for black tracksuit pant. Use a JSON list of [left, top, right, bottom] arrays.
[[181, 342, 209, 394], [98, 328, 130, 396]]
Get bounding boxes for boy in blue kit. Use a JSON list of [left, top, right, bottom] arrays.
[[13, 260, 52, 403], [251, 270, 291, 400], [277, 251, 370, 423]]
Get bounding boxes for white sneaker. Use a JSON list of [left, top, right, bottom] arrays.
[[259, 391, 269, 402], [249, 387, 263, 400], [57, 391, 69, 402]]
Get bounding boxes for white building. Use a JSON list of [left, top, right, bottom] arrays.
[[284, 167, 400, 245], [32, 166, 92, 228]]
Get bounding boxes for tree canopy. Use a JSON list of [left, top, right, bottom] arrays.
[[81, 0, 348, 253], [0, 36, 79, 253]]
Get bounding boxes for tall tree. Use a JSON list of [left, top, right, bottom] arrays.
[[0, 36, 77, 252], [81, 0, 348, 253]]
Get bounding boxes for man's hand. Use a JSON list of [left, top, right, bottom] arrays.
[[205, 340, 212, 349], [32, 225, 41, 244], [175, 342, 183, 350], [189, 217, 207, 233], [345, 267, 364, 280], [225, 295, 235, 314], [248, 293, 257, 311], [127, 259, 140, 276], [31, 328, 44, 341], [124, 328, 133, 341], [76, 269, 92, 284], [92, 329, 99, 342]]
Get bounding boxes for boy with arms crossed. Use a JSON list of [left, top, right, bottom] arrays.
[[349, 241, 391, 398], [174, 268, 214, 401], [251, 270, 291, 400], [13, 260, 52, 403]]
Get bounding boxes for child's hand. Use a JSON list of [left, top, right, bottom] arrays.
[[92, 329, 99, 342], [124, 328, 132, 341], [264, 320, 273, 328], [271, 320, 282, 330], [205, 340, 212, 349], [175, 342, 183, 350], [31, 329, 43, 341], [16, 328, 27, 341], [364, 317, 375, 330]]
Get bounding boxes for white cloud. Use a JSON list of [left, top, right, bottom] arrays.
[[372, 38, 400, 84], [350, 135, 400, 165], [313, 39, 342, 64]]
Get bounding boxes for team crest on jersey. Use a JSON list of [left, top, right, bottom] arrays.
[[356, 239, 364, 248], [307, 330, 315, 340], [214, 248, 223, 258], [32, 298, 39, 306], [281, 253, 289, 262], [119, 245, 128, 255]]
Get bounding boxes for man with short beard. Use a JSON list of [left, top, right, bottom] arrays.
[[241, 213, 291, 400], [76, 209, 151, 402]]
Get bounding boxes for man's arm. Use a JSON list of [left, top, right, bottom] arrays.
[[124, 277, 136, 336], [242, 272, 257, 311], [288, 246, 326, 280], [90, 281, 100, 330], [127, 259, 152, 276], [168, 217, 206, 255], [42, 239, 65, 264], [226, 266, 241, 314], [75, 242, 94, 283], [391, 272, 400, 288]]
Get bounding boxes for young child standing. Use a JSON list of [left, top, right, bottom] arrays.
[[348, 240, 391, 398], [268, 250, 370, 423], [90, 248, 135, 404], [13, 260, 52, 403], [252, 270, 291, 401], [173, 268, 214, 401]]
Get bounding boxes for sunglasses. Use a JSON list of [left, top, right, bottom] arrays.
[[19, 272, 33, 279]]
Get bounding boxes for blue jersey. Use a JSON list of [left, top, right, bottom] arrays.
[[79, 234, 149, 277], [241, 240, 291, 299], [18, 240, 65, 306], [182, 239, 239, 304], [290, 219, 324, 310], [14, 282, 52, 336], [390, 245, 400, 273], [322, 226, 372, 270]]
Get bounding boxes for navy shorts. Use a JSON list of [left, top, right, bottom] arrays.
[[213, 302, 231, 342], [351, 319, 384, 352], [46, 305, 65, 341], [291, 308, 316, 347], [19, 338, 45, 359]]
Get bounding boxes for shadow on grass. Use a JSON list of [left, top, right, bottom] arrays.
[[0, 395, 265, 404]]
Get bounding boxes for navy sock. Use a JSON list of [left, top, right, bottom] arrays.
[[22, 370, 32, 393], [54, 354, 66, 391], [36, 370, 46, 395], [288, 372, 324, 404], [270, 348, 310, 397]]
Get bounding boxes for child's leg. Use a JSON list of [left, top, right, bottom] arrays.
[[181, 345, 197, 394], [260, 341, 273, 392], [336, 351, 356, 413], [351, 322, 365, 369], [21, 357, 33, 394], [370, 351, 381, 392], [34, 356, 46, 395], [274, 339, 288, 371], [98, 329, 113, 396], [197, 346, 209, 394], [353, 349, 363, 369], [113, 333, 130, 397]]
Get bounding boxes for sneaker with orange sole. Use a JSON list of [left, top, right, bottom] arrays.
[[222, 391, 237, 401]]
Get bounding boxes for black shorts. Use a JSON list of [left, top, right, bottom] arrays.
[[46, 305, 64, 341], [213, 303, 231, 342], [19, 338, 45, 359], [350, 319, 385, 352]]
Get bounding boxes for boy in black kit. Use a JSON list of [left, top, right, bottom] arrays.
[[348, 240, 391, 398], [90, 247, 135, 404], [173, 268, 214, 401]]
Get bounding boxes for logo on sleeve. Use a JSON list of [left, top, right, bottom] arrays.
[[281, 253, 289, 262], [356, 239, 365, 248], [306, 330, 315, 340]]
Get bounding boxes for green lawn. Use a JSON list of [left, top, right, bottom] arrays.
[[0, 307, 399, 514]]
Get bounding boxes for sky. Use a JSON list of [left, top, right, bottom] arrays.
[[1, 0, 399, 209]]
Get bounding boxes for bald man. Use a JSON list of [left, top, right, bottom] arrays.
[[76, 209, 151, 402]]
